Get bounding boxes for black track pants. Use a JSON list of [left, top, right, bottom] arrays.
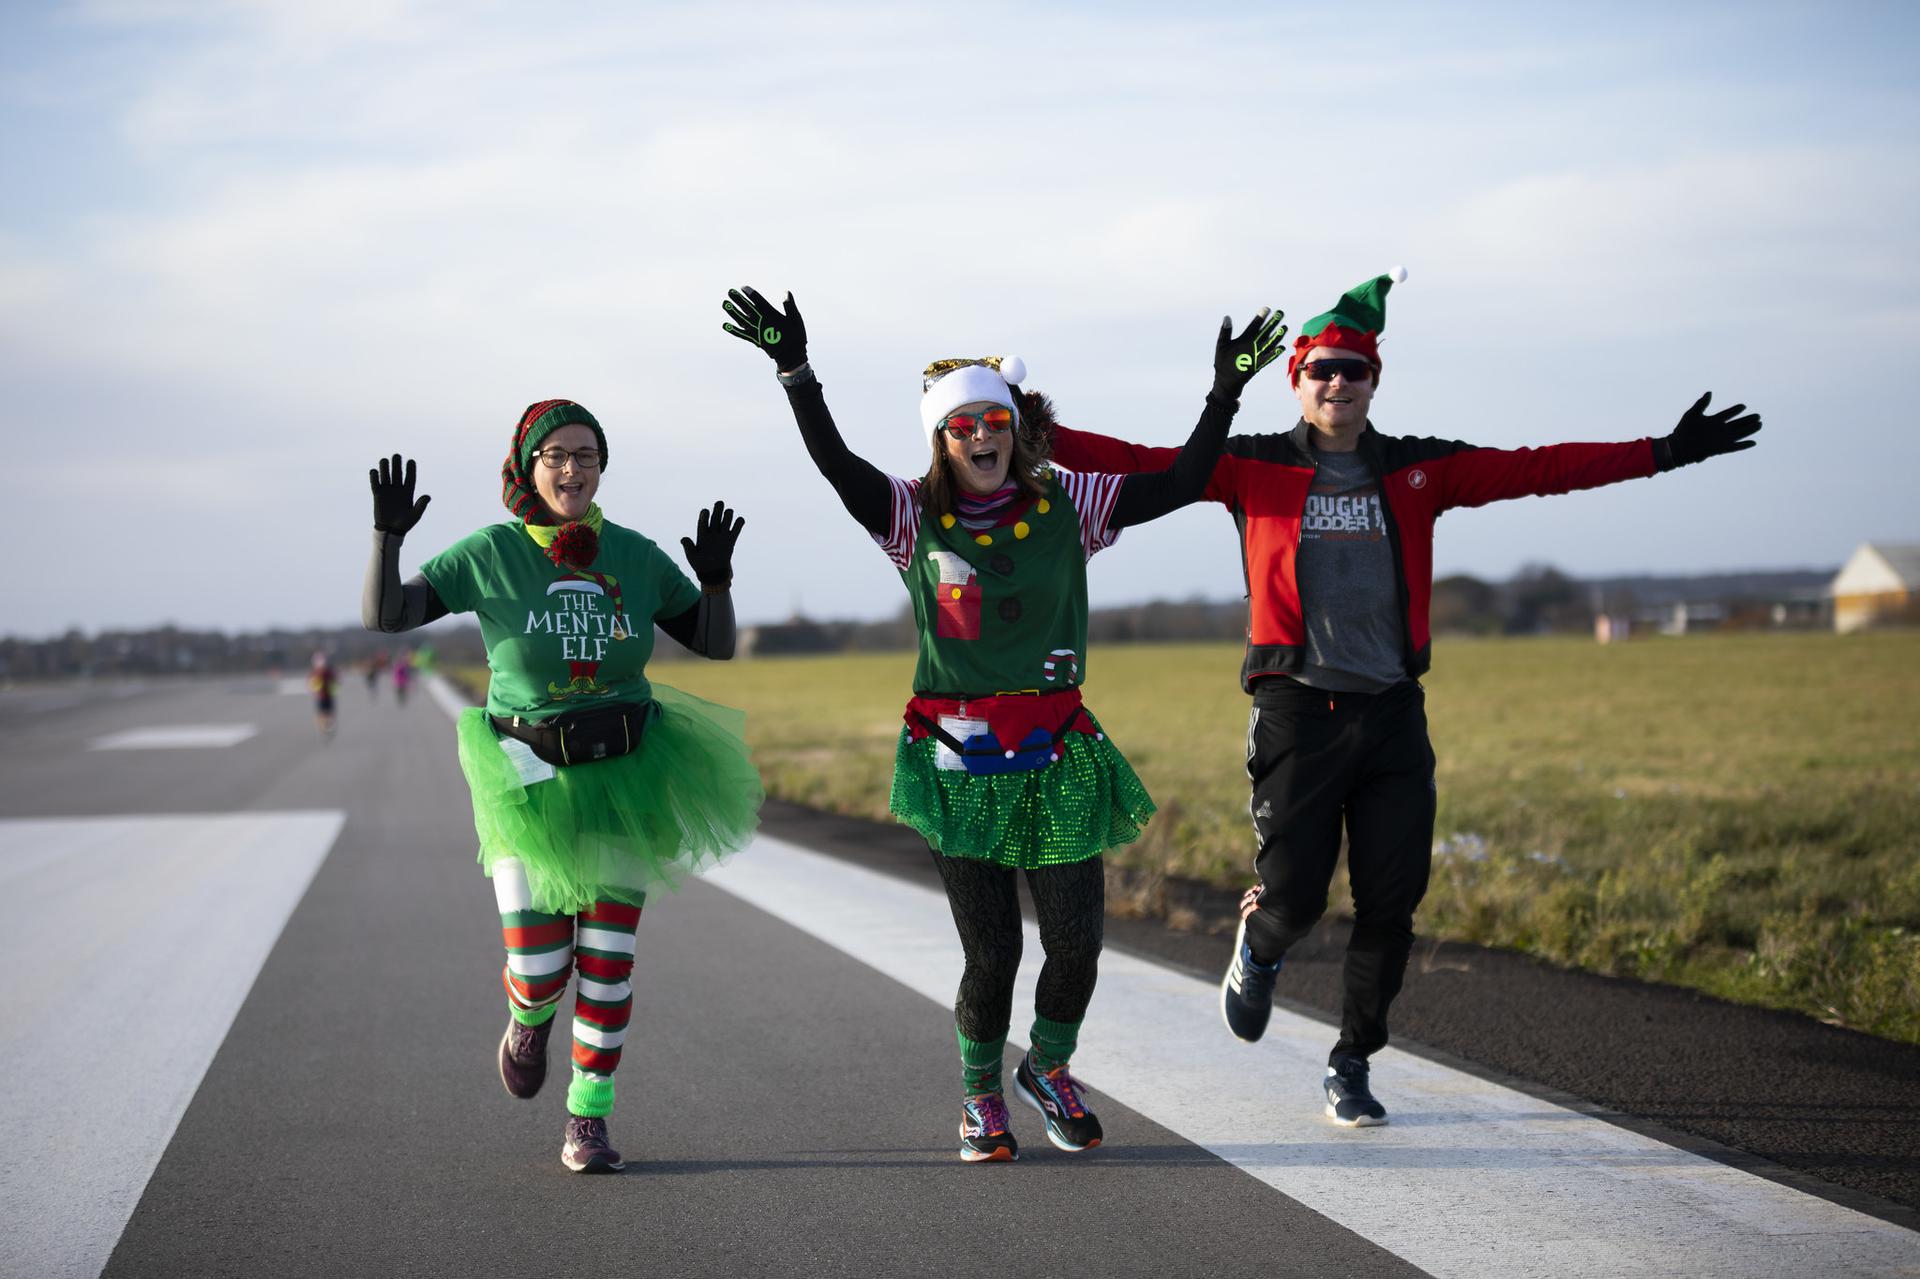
[[930, 851, 1106, 1043], [1242, 678, 1436, 1061]]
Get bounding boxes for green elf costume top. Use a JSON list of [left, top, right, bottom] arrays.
[[419, 399, 763, 915], [880, 358, 1156, 869]]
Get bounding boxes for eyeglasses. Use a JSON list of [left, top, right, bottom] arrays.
[[535, 447, 605, 470], [1299, 359, 1375, 384], [939, 408, 1014, 440]]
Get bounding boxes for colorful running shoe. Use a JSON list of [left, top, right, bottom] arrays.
[[561, 1114, 626, 1173], [1324, 1054, 1388, 1127], [959, 1092, 1019, 1163], [1013, 1052, 1104, 1152], [498, 1014, 554, 1100], [1221, 887, 1283, 1043]]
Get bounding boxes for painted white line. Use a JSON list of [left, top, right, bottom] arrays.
[[277, 677, 311, 696], [89, 724, 259, 750], [705, 835, 1920, 1279], [0, 811, 345, 1279], [425, 671, 470, 721]]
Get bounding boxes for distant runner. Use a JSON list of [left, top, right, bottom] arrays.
[[363, 649, 387, 699], [362, 401, 762, 1174], [724, 284, 1285, 1161], [1049, 269, 1763, 1127], [309, 650, 338, 740], [390, 649, 413, 706]]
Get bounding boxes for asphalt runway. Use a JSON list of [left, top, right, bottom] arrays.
[[2, 675, 1916, 1278]]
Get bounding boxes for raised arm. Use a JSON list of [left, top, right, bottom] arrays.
[[362, 454, 449, 633], [1108, 307, 1286, 528], [723, 286, 892, 537], [658, 500, 743, 659]]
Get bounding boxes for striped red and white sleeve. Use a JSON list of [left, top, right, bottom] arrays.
[[1053, 468, 1126, 561], [872, 475, 922, 569]]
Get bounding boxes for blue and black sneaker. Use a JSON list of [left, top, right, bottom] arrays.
[[959, 1092, 1019, 1163], [1221, 888, 1283, 1042], [1324, 1054, 1388, 1127], [1013, 1052, 1104, 1152]]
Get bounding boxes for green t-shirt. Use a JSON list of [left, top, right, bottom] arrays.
[[420, 520, 700, 721]]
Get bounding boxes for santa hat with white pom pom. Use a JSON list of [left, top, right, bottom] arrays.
[[919, 355, 1027, 446], [1287, 266, 1408, 383]]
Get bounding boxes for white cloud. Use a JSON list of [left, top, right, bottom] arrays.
[[5, 2, 1918, 634]]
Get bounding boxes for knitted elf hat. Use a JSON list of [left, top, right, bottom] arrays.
[[1287, 266, 1407, 383], [919, 356, 1027, 446], [500, 399, 608, 526]]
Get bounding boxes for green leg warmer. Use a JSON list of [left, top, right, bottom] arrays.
[[509, 1001, 558, 1028], [567, 1069, 615, 1118], [1028, 1014, 1082, 1074], [957, 1027, 1007, 1098]]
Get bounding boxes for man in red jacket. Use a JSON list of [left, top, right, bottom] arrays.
[[1048, 269, 1761, 1126]]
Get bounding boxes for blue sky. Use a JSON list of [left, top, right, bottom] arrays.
[[4, 0, 1917, 636]]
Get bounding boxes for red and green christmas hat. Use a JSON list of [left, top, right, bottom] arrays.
[[1287, 266, 1407, 383]]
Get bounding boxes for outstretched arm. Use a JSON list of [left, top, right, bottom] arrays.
[[1108, 307, 1285, 528], [362, 454, 449, 632], [723, 286, 892, 537], [1435, 393, 1763, 510]]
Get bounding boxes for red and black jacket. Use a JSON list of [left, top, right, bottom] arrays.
[[1051, 419, 1658, 691]]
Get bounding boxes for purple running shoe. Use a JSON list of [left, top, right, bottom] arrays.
[[561, 1114, 626, 1173], [498, 1015, 554, 1100]]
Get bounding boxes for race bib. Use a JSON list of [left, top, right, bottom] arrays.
[[498, 735, 557, 786], [934, 715, 988, 772]]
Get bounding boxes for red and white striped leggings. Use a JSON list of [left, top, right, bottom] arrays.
[[493, 859, 641, 1080]]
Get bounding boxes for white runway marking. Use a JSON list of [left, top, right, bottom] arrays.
[[89, 724, 259, 750], [425, 672, 469, 721], [705, 836, 1920, 1279], [0, 811, 345, 1279]]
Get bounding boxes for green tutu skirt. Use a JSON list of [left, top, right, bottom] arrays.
[[455, 684, 764, 915], [888, 724, 1156, 869]]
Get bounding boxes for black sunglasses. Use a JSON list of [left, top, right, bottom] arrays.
[[1299, 359, 1375, 384]]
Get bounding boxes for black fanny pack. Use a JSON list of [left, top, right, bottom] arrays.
[[491, 701, 655, 767]]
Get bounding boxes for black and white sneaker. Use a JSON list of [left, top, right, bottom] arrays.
[[1221, 891, 1283, 1042], [1013, 1052, 1104, 1152], [959, 1092, 1019, 1163], [1324, 1055, 1388, 1127]]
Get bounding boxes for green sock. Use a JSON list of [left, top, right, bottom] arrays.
[[1028, 1014, 1082, 1074], [509, 1001, 558, 1028], [567, 1069, 615, 1118], [957, 1028, 1007, 1098]]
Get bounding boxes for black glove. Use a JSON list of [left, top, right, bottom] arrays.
[[1212, 307, 1288, 401], [370, 454, 431, 535], [722, 287, 808, 372], [1656, 392, 1762, 471], [680, 500, 745, 587]]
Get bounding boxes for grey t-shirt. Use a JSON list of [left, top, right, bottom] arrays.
[[1292, 448, 1408, 692]]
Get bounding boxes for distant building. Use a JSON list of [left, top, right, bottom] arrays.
[[1830, 543, 1920, 633]]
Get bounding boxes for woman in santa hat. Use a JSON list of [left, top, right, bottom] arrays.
[[723, 286, 1285, 1161]]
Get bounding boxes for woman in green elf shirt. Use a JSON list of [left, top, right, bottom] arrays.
[[722, 287, 1286, 1162], [362, 400, 762, 1175]]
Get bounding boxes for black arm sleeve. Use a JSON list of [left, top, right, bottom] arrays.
[[1106, 392, 1239, 529], [784, 375, 894, 538], [656, 591, 736, 660], [362, 529, 449, 633]]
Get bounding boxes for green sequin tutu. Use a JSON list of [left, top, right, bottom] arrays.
[[454, 684, 763, 915], [888, 722, 1156, 868]]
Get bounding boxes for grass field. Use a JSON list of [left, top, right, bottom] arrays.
[[453, 630, 1920, 1044]]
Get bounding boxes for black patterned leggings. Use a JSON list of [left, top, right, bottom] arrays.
[[930, 850, 1106, 1042]]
